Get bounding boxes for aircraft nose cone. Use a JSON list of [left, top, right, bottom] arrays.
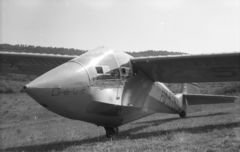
[[24, 61, 90, 102]]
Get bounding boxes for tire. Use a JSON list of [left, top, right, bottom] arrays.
[[179, 111, 186, 118]]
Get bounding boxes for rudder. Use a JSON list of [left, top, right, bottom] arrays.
[[180, 83, 200, 94]]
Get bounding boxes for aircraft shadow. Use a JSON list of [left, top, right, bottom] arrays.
[[134, 112, 228, 125], [116, 112, 231, 137], [4, 112, 239, 152]]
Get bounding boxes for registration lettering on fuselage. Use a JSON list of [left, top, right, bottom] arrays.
[[51, 87, 86, 96], [158, 84, 180, 111]]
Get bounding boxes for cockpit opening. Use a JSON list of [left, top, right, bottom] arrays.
[[93, 66, 120, 80]]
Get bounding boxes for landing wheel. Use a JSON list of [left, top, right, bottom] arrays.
[[179, 111, 186, 118], [104, 127, 119, 138]]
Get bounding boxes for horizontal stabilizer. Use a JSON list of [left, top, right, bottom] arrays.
[[183, 94, 237, 105], [181, 94, 237, 113]]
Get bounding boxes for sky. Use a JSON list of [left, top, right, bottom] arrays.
[[1, 0, 240, 54]]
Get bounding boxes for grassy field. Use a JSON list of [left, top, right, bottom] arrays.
[[0, 75, 240, 152]]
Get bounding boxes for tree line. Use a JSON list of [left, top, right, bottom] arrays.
[[0, 43, 185, 57]]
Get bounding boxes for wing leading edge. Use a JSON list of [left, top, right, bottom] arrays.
[[131, 52, 240, 83], [1, 51, 240, 82], [0, 51, 77, 76]]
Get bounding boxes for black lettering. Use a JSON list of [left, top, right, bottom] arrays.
[[169, 97, 172, 107], [81, 87, 86, 94], [166, 95, 170, 106], [73, 88, 78, 94], [52, 88, 60, 96], [160, 91, 165, 102], [64, 89, 69, 95], [158, 90, 162, 101], [162, 92, 166, 103], [211, 67, 238, 77]]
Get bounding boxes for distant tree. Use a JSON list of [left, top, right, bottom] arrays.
[[0, 43, 87, 55], [0, 43, 185, 57], [126, 50, 185, 57]]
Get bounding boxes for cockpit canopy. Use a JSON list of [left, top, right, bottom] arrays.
[[71, 46, 132, 84]]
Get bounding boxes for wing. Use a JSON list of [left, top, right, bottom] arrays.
[[0, 51, 77, 76], [131, 52, 240, 83]]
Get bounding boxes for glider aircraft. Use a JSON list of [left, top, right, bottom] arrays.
[[0, 47, 239, 138]]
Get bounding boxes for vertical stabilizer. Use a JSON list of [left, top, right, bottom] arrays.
[[181, 83, 200, 94]]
